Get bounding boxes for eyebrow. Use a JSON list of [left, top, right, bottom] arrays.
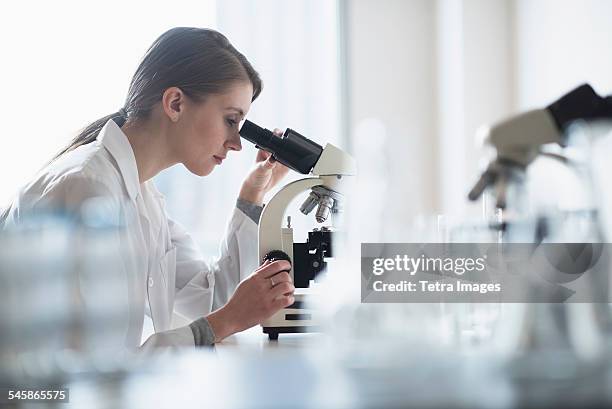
[[226, 107, 245, 117]]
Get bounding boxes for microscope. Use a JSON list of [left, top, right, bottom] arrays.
[[467, 84, 612, 367], [239, 120, 356, 340], [468, 83, 612, 211]]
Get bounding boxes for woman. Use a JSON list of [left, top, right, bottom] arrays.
[[1, 27, 295, 350]]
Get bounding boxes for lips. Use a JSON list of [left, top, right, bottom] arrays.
[[213, 155, 225, 165]]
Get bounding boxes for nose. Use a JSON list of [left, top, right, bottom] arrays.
[[225, 130, 242, 152]]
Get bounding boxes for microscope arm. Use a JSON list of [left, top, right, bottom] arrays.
[[258, 177, 324, 266], [469, 84, 612, 207], [484, 84, 612, 167], [312, 143, 357, 176]]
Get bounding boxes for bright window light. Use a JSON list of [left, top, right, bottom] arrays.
[[0, 0, 217, 205]]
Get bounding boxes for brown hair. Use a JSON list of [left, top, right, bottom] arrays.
[[54, 27, 262, 160]]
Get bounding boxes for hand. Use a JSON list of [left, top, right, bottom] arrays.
[[239, 128, 290, 206], [206, 260, 294, 342]]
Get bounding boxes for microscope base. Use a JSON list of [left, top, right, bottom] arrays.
[[261, 293, 320, 340], [262, 326, 321, 340]]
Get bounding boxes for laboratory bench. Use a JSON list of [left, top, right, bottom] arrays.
[[6, 326, 612, 409]]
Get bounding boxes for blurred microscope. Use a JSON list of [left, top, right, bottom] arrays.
[[467, 84, 612, 373], [469, 83, 612, 217], [240, 121, 356, 340]]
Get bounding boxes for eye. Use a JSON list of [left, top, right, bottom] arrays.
[[226, 117, 238, 128]]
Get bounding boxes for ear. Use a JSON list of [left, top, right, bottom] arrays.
[[161, 87, 184, 122]]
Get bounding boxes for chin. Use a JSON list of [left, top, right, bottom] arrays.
[[184, 162, 214, 177]]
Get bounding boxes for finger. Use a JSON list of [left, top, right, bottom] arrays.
[[272, 294, 295, 310], [257, 260, 292, 278], [271, 282, 295, 299], [256, 259, 272, 271], [269, 271, 292, 284], [256, 259, 271, 270], [272, 162, 288, 175], [260, 155, 277, 170], [255, 149, 270, 163], [257, 149, 271, 159], [253, 259, 272, 276]]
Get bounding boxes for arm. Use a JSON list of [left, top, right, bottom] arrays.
[[169, 214, 294, 346], [169, 200, 261, 318], [169, 200, 263, 345], [170, 133, 291, 345]]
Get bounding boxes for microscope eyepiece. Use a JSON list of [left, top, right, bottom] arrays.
[[239, 120, 323, 174], [546, 83, 612, 135]]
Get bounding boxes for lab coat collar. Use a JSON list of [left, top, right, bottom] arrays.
[[98, 119, 141, 201]]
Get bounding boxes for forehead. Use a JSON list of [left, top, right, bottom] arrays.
[[210, 82, 253, 114]]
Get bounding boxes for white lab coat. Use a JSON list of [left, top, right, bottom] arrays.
[[2, 119, 258, 350]]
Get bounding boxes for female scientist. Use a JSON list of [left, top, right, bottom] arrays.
[[1, 27, 295, 350]]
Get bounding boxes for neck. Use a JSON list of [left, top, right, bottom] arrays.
[[121, 117, 176, 183]]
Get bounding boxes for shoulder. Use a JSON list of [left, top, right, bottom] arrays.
[[29, 142, 125, 199], [5, 143, 126, 221], [48, 142, 124, 189]]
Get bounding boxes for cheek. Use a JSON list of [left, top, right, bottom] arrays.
[[209, 123, 231, 150], [194, 117, 226, 145]]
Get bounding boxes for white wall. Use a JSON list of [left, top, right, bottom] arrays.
[[344, 0, 612, 238], [437, 0, 515, 221], [513, 0, 612, 214], [346, 0, 438, 241], [515, 0, 612, 107]]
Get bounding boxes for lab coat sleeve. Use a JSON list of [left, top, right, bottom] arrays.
[[140, 316, 220, 351], [139, 325, 197, 351], [170, 205, 259, 321]]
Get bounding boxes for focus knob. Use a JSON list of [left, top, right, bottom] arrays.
[[263, 250, 292, 265]]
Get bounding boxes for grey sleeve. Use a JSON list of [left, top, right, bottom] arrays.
[[189, 317, 216, 346], [236, 198, 264, 224]]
